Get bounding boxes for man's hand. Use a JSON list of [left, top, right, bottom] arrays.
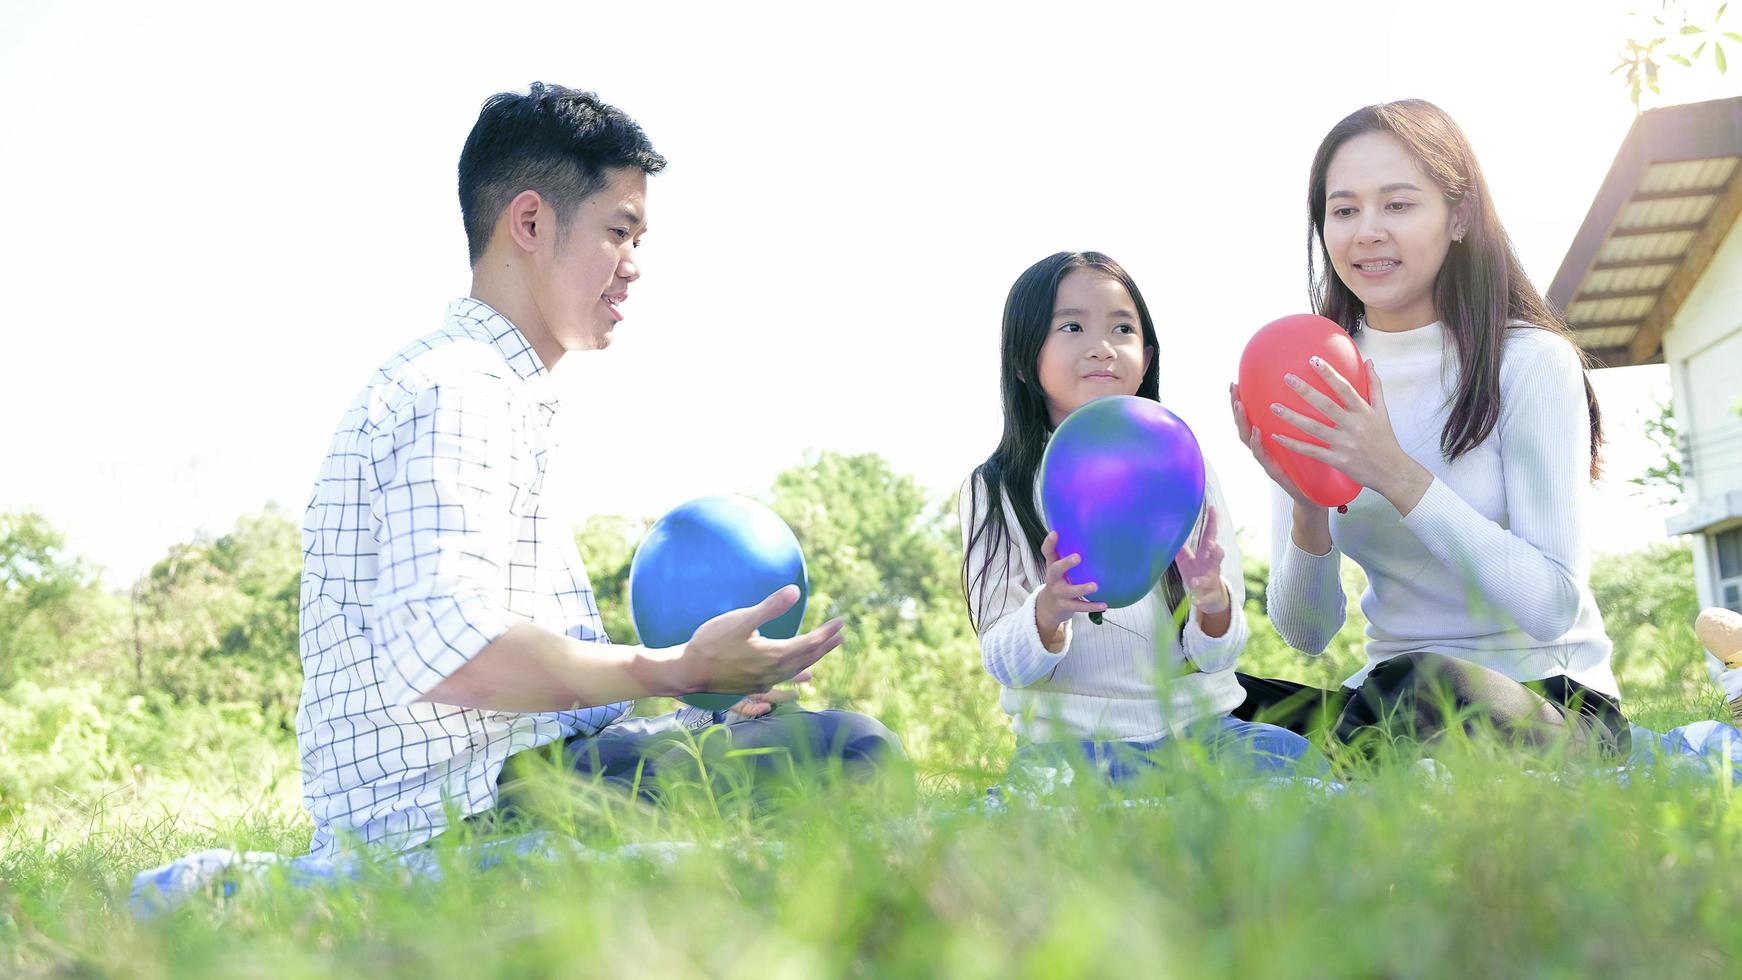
[[675, 586, 843, 698]]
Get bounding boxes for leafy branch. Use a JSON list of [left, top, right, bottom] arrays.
[[1615, 1, 1741, 109]]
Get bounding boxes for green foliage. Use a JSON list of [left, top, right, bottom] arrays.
[[1591, 540, 1716, 721], [1615, 1, 1739, 109], [1236, 555, 1371, 691], [0, 680, 126, 819], [1631, 399, 1685, 506], [1240, 543, 1268, 616], [130, 505, 302, 721], [10, 737, 1742, 977], [0, 459, 1740, 976], [769, 452, 959, 623], [767, 453, 1010, 775], [0, 511, 112, 688], [0, 680, 300, 832], [574, 514, 649, 645]]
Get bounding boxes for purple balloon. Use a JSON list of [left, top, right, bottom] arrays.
[[1040, 396, 1206, 610]]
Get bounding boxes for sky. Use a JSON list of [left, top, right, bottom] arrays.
[[3, 0, 1738, 586]]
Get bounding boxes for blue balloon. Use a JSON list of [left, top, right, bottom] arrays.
[[628, 495, 809, 711], [1039, 396, 1206, 610]]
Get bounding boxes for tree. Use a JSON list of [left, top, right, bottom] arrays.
[[1589, 541, 1707, 703], [767, 452, 1011, 774], [573, 514, 649, 644], [1615, 1, 1740, 110], [1630, 398, 1685, 506], [131, 505, 302, 719], [0, 511, 110, 687], [769, 452, 959, 630]]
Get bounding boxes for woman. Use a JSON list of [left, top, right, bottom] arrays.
[[1230, 99, 1627, 758]]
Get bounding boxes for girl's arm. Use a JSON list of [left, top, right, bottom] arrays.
[[960, 475, 1073, 689], [1394, 336, 1591, 641], [1180, 465, 1250, 672]]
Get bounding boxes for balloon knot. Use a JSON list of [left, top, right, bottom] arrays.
[[1088, 612, 1104, 626], [1337, 505, 1349, 514]]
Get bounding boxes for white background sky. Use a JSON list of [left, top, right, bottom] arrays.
[[4, 0, 1739, 587]]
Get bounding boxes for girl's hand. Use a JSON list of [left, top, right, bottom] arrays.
[[1265, 358, 1431, 513], [1036, 531, 1106, 650], [1173, 505, 1229, 615], [1231, 382, 1321, 510]]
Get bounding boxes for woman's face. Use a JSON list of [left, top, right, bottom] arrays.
[[1321, 131, 1467, 332], [1035, 269, 1153, 427]]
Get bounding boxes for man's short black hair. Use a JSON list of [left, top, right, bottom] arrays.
[[457, 83, 667, 264]]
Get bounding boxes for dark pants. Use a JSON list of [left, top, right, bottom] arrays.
[[1232, 652, 1630, 759], [494, 708, 904, 818]]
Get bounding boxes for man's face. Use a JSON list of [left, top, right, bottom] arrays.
[[531, 166, 647, 353]]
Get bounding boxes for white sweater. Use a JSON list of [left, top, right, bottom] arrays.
[[1267, 321, 1619, 697], [960, 461, 1249, 743]]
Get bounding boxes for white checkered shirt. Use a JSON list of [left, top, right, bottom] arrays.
[[297, 297, 629, 856]]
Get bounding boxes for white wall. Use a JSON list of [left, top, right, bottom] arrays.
[[1664, 215, 1742, 611]]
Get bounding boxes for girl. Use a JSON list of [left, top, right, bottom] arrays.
[[1231, 99, 1628, 757], [962, 251, 1311, 782]]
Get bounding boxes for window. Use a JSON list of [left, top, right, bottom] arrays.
[[1718, 526, 1742, 614]]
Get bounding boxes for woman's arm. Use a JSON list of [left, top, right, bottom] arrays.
[[1394, 338, 1592, 641], [1268, 333, 1592, 643], [1265, 484, 1348, 655], [1230, 381, 1346, 655]]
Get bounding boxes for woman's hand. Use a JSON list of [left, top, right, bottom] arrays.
[[1036, 531, 1106, 651], [1231, 382, 1320, 510], [1265, 357, 1431, 514]]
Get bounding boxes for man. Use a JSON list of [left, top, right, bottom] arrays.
[[297, 83, 898, 857]]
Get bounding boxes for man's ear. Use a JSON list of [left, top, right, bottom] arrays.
[[504, 189, 547, 254]]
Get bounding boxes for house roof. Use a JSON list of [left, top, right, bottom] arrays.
[[1547, 96, 1742, 368]]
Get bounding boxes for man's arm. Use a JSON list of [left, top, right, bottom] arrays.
[[368, 370, 843, 713], [422, 585, 843, 712]]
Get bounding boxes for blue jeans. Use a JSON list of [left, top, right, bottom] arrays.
[[1010, 715, 1320, 786], [496, 708, 905, 810]]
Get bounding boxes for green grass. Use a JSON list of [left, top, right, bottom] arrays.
[[5, 695, 1742, 979], [3, 540, 1737, 978]]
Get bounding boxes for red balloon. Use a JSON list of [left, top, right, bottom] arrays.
[[1237, 314, 1371, 509]]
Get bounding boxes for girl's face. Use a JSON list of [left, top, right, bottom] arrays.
[[1321, 131, 1467, 332], [1035, 269, 1153, 427]]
